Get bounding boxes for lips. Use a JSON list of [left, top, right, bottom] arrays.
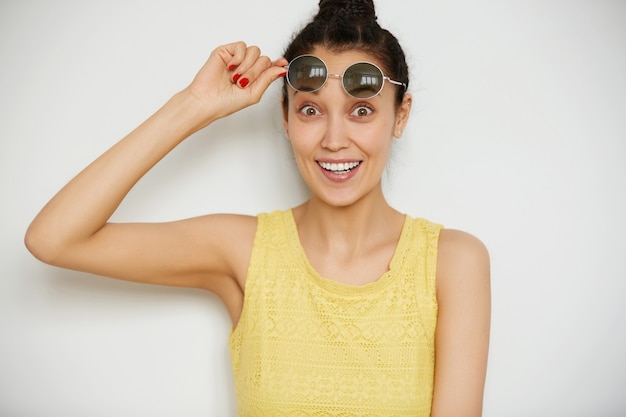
[[315, 160, 362, 183], [317, 161, 361, 174]]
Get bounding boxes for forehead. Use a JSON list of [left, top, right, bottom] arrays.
[[309, 46, 384, 73]]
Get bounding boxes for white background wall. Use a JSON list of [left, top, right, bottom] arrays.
[[1, 1, 625, 416]]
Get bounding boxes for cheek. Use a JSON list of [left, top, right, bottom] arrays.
[[286, 123, 315, 158], [286, 116, 323, 145], [358, 123, 395, 151]]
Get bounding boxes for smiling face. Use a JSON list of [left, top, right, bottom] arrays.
[[283, 47, 412, 209]]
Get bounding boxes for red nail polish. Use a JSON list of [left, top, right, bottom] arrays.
[[228, 64, 237, 71], [239, 78, 249, 88], [278, 72, 287, 78], [232, 73, 241, 83]]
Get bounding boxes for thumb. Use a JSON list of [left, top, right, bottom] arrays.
[[248, 66, 288, 103]]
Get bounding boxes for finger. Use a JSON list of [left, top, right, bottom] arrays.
[[236, 57, 288, 90], [236, 55, 273, 88], [229, 45, 261, 85], [272, 57, 289, 68], [215, 41, 248, 68], [247, 65, 289, 103]]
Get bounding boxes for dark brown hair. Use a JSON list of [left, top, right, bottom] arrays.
[[282, 0, 409, 111]]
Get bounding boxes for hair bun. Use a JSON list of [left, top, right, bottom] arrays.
[[316, 0, 377, 23]]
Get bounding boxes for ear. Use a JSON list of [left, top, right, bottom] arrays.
[[393, 93, 412, 138]]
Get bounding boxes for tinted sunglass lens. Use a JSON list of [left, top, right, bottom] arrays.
[[288, 56, 327, 92], [343, 63, 384, 98]]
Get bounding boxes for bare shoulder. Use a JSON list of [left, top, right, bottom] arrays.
[[437, 229, 489, 261], [431, 228, 491, 416], [436, 228, 490, 291], [190, 212, 258, 281], [204, 212, 258, 262]]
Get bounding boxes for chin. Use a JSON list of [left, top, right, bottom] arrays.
[[313, 187, 379, 209]]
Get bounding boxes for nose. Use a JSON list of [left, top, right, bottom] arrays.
[[320, 78, 351, 151], [321, 113, 350, 151]]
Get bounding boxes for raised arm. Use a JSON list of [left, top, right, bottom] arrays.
[[24, 42, 288, 316], [431, 229, 491, 417]]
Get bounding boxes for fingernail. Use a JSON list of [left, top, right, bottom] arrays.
[[278, 72, 287, 78], [232, 73, 241, 83], [228, 64, 237, 71], [239, 78, 249, 88]]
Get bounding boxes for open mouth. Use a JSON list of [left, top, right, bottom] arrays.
[[318, 161, 362, 174]]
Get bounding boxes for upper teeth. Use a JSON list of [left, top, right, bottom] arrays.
[[319, 161, 361, 172]]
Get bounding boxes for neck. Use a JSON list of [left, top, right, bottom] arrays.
[[292, 189, 404, 254]]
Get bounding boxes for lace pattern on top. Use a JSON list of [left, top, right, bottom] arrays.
[[229, 209, 442, 416]]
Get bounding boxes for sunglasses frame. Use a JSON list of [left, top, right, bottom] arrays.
[[285, 54, 406, 99]]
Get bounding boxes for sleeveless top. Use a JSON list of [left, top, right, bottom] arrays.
[[229, 209, 442, 416]]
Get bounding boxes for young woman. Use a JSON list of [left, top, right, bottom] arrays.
[[25, 0, 490, 415]]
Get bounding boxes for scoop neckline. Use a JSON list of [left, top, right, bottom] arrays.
[[283, 208, 410, 297]]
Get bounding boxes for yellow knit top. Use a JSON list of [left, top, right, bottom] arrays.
[[229, 209, 441, 416]]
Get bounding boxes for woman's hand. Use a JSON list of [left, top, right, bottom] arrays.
[[183, 41, 288, 128]]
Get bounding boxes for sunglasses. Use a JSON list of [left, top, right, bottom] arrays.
[[285, 55, 406, 99]]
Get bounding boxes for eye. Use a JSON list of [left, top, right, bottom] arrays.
[[299, 105, 321, 116], [351, 105, 373, 117]]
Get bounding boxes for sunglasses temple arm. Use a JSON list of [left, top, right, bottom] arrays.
[[386, 77, 407, 89]]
